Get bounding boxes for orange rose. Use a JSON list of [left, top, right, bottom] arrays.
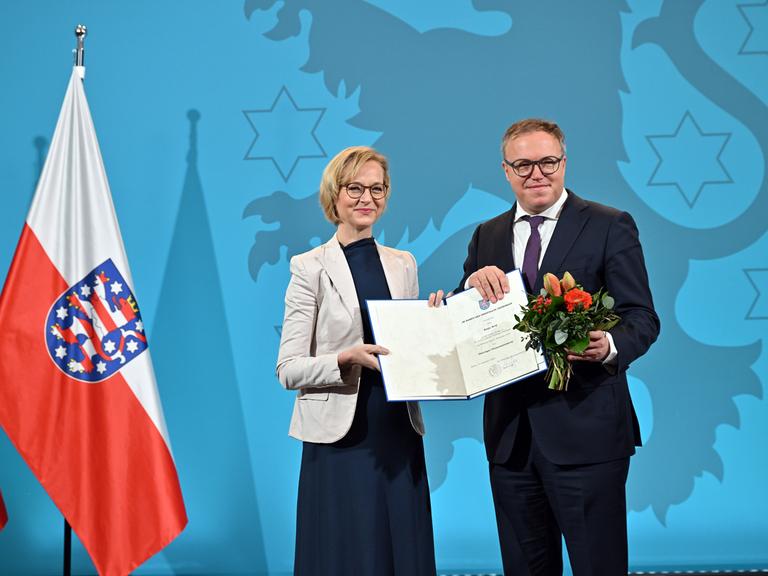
[[564, 288, 592, 312]]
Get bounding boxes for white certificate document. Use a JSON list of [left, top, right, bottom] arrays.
[[367, 270, 546, 400]]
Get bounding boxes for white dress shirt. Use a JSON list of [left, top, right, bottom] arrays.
[[512, 189, 569, 271]]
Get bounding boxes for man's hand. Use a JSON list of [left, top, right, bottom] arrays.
[[567, 330, 610, 363], [468, 266, 509, 303]]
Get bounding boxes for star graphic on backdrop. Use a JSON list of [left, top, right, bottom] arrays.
[[126, 340, 139, 354], [80, 284, 92, 297], [55, 306, 68, 320], [646, 112, 732, 208], [96, 361, 107, 374], [134, 320, 144, 332], [738, 1, 768, 55], [244, 86, 327, 182], [744, 268, 768, 319], [110, 281, 123, 295], [55, 345, 67, 359], [103, 340, 116, 353]]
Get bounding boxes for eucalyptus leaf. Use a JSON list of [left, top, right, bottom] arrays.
[[602, 295, 615, 309], [554, 329, 568, 345], [598, 318, 620, 331], [568, 335, 590, 353]]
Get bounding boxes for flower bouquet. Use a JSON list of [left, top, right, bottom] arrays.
[[514, 272, 620, 391]]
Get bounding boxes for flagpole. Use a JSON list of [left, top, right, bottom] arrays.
[[74, 24, 86, 67], [63, 25, 86, 576], [63, 519, 72, 576]]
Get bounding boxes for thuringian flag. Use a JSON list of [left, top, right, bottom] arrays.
[[0, 67, 187, 575]]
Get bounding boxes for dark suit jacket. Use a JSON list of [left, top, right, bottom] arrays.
[[456, 191, 660, 466]]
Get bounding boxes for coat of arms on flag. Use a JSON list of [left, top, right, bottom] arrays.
[[45, 258, 147, 381]]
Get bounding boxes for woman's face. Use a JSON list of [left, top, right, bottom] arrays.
[[335, 160, 388, 233]]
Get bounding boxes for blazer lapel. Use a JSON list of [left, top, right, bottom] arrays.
[[535, 191, 590, 291], [376, 243, 406, 299], [321, 235, 359, 320]]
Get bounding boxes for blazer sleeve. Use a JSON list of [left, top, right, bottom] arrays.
[[275, 255, 346, 390], [604, 211, 661, 372]]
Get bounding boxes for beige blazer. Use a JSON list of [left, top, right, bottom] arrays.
[[276, 235, 425, 443]]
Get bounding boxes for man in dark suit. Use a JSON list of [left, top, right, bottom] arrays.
[[439, 118, 660, 575]]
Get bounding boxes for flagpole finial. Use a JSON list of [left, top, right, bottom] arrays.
[[74, 24, 87, 68]]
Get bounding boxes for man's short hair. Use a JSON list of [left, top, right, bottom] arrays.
[[319, 146, 390, 225], [501, 118, 566, 158]]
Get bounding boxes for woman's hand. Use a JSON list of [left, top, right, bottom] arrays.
[[428, 289, 446, 307], [338, 344, 390, 371]]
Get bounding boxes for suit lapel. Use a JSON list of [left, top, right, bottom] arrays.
[[501, 207, 517, 272], [535, 191, 590, 291], [321, 235, 359, 320]]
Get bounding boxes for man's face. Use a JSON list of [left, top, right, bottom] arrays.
[[502, 130, 566, 214]]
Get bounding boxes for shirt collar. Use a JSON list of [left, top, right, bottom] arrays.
[[515, 188, 568, 222]]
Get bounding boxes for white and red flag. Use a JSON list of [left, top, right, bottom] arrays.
[[0, 489, 7, 530], [0, 67, 186, 574]]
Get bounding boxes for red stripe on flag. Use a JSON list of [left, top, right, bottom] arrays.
[[0, 226, 187, 574]]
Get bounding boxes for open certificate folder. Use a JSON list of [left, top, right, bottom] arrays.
[[367, 270, 547, 400]]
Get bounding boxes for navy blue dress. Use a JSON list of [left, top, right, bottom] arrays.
[[294, 237, 436, 576]]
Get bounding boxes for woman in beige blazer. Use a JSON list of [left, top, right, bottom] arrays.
[[276, 146, 436, 575]]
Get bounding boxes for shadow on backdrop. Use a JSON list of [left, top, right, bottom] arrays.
[[151, 110, 268, 573]]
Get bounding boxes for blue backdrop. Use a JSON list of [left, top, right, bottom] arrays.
[[0, 1, 766, 574]]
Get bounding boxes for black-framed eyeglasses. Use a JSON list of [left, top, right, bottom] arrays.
[[503, 155, 564, 177], [342, 182, 389, 199]]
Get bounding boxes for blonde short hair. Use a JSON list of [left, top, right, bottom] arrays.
[[501, 118, 566, 158], [319, 146, 390, 225]]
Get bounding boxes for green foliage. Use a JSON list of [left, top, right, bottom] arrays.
[[514, 282, 621, 391]]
